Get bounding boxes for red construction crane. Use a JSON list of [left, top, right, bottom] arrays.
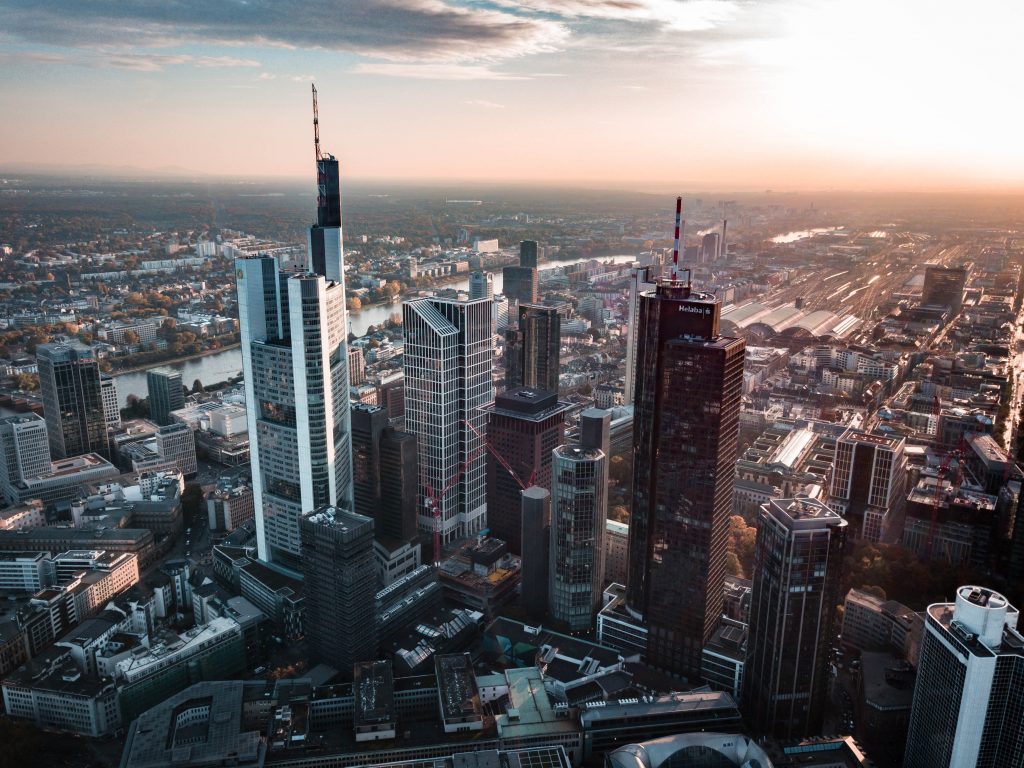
[[423, 419, 535, 565], [926, 437, 966, 560]]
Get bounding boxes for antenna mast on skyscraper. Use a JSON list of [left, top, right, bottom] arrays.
[[671, 195, 683, 282], [312, 83, 322, 162]]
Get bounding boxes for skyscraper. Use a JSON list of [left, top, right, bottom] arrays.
[[519, 240, 539, 269], [235, 107, 353, 569], [482, 388, 568, 553], [520, 486, 550, 620], [904, 585, 1024, 768], [625, 273, 745, 679], [37, 340, 111, 461], [922, 264, 967, 314], [100, 376, 120, 431], [502, 241, 539, 307], [0, 414, 51, 505], [351, 404, 421, 583], [743, 497, 847, 739], [299, 506, 377, 676], [469, 271, 494, 301], [403, 295, 493, 548], [624, 264, 656, 405], [548, 410, 609, 633], [830, 430, 907, 541], [701, 232, 721, 263], [504, 304, 560, 393], [146, 368, 184, 426]]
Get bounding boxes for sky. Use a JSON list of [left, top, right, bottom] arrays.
[[0, 0, 1022, 191]]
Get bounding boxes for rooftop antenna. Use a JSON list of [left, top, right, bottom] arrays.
[[671, 196, 683, 282], [312, 83, 322, 162]]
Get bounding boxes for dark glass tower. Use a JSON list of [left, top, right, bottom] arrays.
[[743, 497, 847, 739], [482, 387, 568, 553], [505, 304, 560, 393], [299, 505, 377, 678], [146, 367, 185, 427], [37, 340, 111, 460], [309, 156, 344, 281], [625, 278, 745, 679]]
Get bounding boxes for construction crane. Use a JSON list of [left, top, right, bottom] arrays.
[[423, 419, 536, 565]]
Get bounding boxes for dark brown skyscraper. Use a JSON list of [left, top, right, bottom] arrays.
[[483, 388, 569, 553], [625, 276, 745, 679], [505, 304, 560, 393], [502, 241, 540, 306], [922, 264, 967, 314]]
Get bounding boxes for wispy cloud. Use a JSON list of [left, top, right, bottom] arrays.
[[494, 0, 739, 31], [353, 62, 531, 80], [465, 99, 506, 109], [0, 0, 568, 64], [0, 48, 259, 70]]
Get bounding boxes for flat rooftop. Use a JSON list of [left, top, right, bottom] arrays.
[[435, 653, 483, 723], [354, 660, 395, 727]]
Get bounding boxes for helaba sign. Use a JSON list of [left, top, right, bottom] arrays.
[[678, 304, 712, 315]]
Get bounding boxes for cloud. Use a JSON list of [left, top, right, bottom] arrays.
[[0, 0, 568, 64], [0, 48, 259, 70], [495, 0, 738, 31], [465, 99, 506, 109], [353, 62, 531, 80]]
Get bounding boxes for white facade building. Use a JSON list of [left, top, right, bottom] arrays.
[[403, 296, 494, 544]]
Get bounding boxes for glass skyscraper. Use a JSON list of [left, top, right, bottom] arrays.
[[236, 152, 353, 570], [403, 295, 494, 549], [625, 277, 745, 679], [743, 497, 847, 739], [37, 340, 111, 461]]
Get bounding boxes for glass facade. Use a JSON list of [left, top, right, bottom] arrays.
[[626, 284, 744, 678]]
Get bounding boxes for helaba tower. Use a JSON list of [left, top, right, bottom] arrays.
[[625, 197, 745, 679], [235, 86, 354, 570]]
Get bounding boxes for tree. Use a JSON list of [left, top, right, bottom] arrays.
[[192, 379, 205, 394], [12, 373, 38, 392], [122, 329, 140, 345], [347, 297, 362, 312], [726, 515, 757, 578]]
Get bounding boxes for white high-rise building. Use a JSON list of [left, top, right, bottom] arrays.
[[235, 151, 353, 570], [624, 264, 656, 404], [904, 585, 1024, 768], [403, 296, 493, 547]]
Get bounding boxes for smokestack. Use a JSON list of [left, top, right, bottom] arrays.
[[671, 196, 682, 282], [720, 218, 728, 261]]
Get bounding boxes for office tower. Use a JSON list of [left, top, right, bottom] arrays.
[[549, 442, 608, 632], [403, 295, 494, 547], [625, 273, 745, 679], [701, 232, 720, 263], [299, 506, 377, 676], [624, 264, 656, 405], [235, 105, 354, 569], [155, 423, 198, 478], [520, 487, 550, 620], [348, 347, 366, 386], [0, 414, 51, 505], [350, 404, 420, 571], [520, 240, 539, 269], [502, 242, 539, 307], [351, 404, 390, 520], [37, 340, 111, 461], [721, 219, 728, 260], [504, 304, 560, 393], [100, 376, 120, 430], [743, 497, 847, 739], [377, 371, 405, 424], [922, 264, 967, 313], [482, 388, 569, 553], [830, 430, 907, 542], [904, 585, 1024, 768], [146, 368, 184, 426], [469, 271, 494, 301]]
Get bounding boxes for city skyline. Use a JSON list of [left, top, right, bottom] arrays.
[[1, 1, 1022, 191]]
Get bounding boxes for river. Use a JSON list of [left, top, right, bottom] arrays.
[[114, 253, 642, 403]]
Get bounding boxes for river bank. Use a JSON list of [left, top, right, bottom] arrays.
[[108, 342, 241, 376]]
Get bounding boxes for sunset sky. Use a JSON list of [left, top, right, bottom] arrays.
[[1, 0, 1021, 190]]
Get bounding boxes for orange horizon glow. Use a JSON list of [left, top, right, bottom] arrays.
[[1, 0, 1021, 192]]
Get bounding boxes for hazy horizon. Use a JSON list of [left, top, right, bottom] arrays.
[[1, 0, 1021, 193]]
